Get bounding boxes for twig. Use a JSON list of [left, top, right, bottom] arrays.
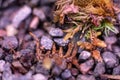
[[52, 43, 56, 55], [59, 46, 63, 57], [101, 74, 120, 80], [63, 42, 74, 58], [29, 32, 42, 60]]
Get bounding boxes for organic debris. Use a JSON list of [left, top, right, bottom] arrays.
[[54, 0, 119, 63], [54, 0, 118, 44]]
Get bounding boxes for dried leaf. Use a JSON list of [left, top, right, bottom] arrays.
[[92, 50, 103, 62], [64, 26, 80, 41], [64, 32, 73, 41], [63, 27, 74, 32], [59, 47, 63, 57], [92, 38, 107, 48], [64, 42, 74, 58], [77, 41, 94, 50]]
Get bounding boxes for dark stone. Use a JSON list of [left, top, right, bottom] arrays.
[[52, 65, 62, 76], [2, 36, 18, 49], [76, 75, 96, 80], [94, 62, 105, 76], [113, 65, 120, 75], [79, 59, 94, 74], [54, 38, 69, 46], [102, 51, 119, 68], [61, 69, 72, 79]]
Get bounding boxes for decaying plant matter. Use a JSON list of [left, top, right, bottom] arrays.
[[30, 32, 79, 71], [53, 0, 119, 63], [54, 0, 118, 38]]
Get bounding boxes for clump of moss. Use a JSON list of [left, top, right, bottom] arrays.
[[53, 0, 118, 49]]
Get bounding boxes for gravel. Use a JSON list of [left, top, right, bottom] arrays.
[[35, 63, 49, 75], [104, 36, 117, 44], [0, 0, 120, 80], [112, 46, 120, 53], [2, 36, 18, 49], [41, 36, 53, 50], [76, 75, 96, 80], [61, 69, 72, 79], [70, 68, 79, 76], [5, 54, 13, 63], [94, 62, 105, 76], [113, 65, 120, 75], [33, 8, 46, 21], [49, 28, 63, 37], [12, 6, 32, 28], [54, 38, 69, 46], [102, 51, 119, 68], [79, 51, 91, 60], [52, 65, 62, 76], [33, 74, 48, 80], [0, 60, 5, 72], [0, 48, 4, 59], [79, 59, 94, 74]]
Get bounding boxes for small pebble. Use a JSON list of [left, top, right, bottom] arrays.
[[79, 51, 91, 60], [102, 51, 118, 68], [12, 6, 32, 28], [0, 48, 4, 59], [20, 49, 31, 56], [68, 76, 76, 80], [41, 36, 53, 50], [55, 77, 62, 80], [49, 28, 63, 37], [0, 16, 11, 29], [117, 12, 120, 21], [12, 61, 27, 73], [40, 0, 56, 5], [33, 30, 44, 38], [41, 6, 52, 18], [0, 30, 6, 37], [70, 68, 79, 76], [35, 63, 49, 75], [54, 38, 69, 46], [30, 16, 39, 29], [29, 0, 40, 6], [104, 36, 117, 44], [33, 74, 48, 80], [94, 62, 105, 76], [61, 69, 72, 79], [78, 47, 83, 53], [2, 63, 12, 80], [24, 34, 32, 41], [112, 46, 120, 53], [5, 54, 13, 63], [19, 49, 35, 68], [33, 8, 46, 21], [113, 65, 120, 75], [0, 60, 5, 72], [79, 59, 94, 74], [6, 24, 18, 36], [52, 65, 62, 76], [2, 36, 18, 49], [76, 75, 96, 80], [22, 41, 36, 50]]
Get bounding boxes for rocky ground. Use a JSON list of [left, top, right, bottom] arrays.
[[0, 0, 120, 80]]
